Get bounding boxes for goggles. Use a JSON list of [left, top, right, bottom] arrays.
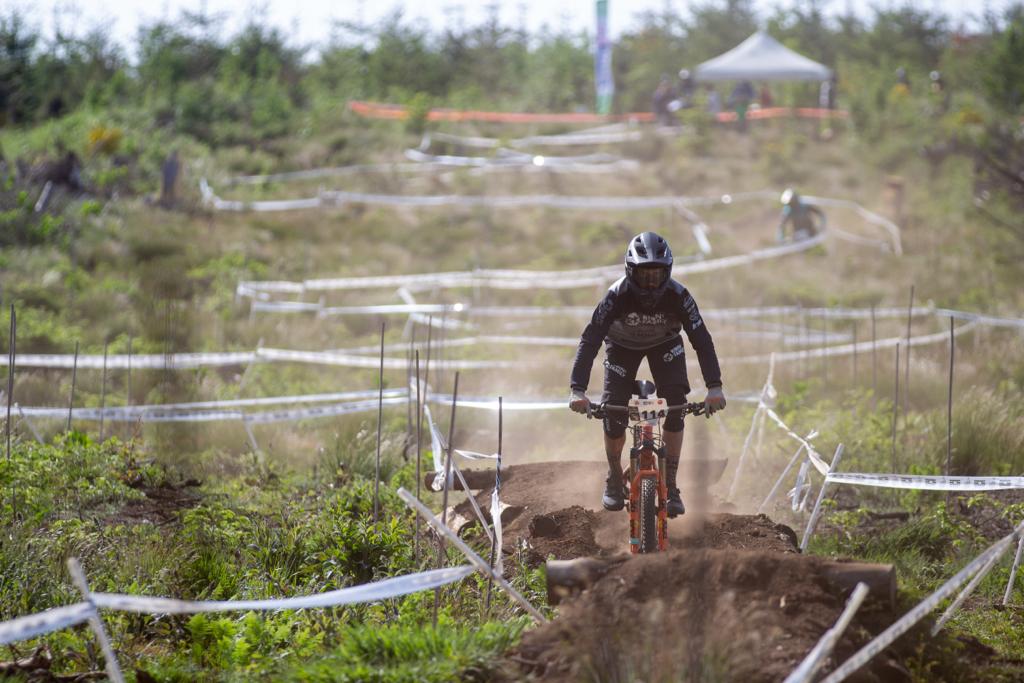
[[632, 266, 668, 290]]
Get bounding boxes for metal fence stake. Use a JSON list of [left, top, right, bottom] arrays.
[[374, 321, 385, 525], [67, 341, 79, 433]]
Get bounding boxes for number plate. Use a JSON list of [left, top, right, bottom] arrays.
[[628, 397, 667, 421]]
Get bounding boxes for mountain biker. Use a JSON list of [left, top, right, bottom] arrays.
[[777, 188, 826, 243], [569, 232, 726, 517]]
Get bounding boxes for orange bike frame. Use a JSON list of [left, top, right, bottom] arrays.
[[627, 423, 669, 553]]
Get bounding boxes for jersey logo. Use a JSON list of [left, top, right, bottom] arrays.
[[662, 344, 684, 364], [683, 295, 703, 330], [624, 311, 668, 327], [603, 359, 627, 377]]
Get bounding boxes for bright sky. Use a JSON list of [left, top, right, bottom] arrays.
[[14, 0, 1013, 57]]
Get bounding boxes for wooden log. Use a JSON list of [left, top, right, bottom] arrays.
[[546, 557, 627, 606], [822, 560, 897, 610], [546, 556, 896, 609], [425, 468, 503, 491]]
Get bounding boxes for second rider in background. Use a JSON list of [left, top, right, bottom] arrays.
[[569, 232, 727, 517]]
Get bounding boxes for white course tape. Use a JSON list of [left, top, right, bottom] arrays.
[[730, 320, 979, 368], [826, 472, 1024, 491], [240, 239, 841, 299], [789, 460, 813, 512], [2, 315, 983, 374], [764, 408, 830, 476], [450, 459, 491, 538], [396, 487, 546, 623], [491, 488, 504, 577], [90, 566, 475, 614], [429, 125, 649, 148], [243, 397, 409, 424], [783, 582, 870, 683], [935, 308, 1024, 330], [424, 404, 446, 491], [931, 546, 1004, 635], [221, 162, 464, 186], [801, 444, 844, 552], [0, 351, 256, 369], [821, 521, 1024, 683], [804, 195, 902, 255], [20, 389, 407, 421], [257, 347, 530, 370], [1004, 534, 1024, 605], [0, 601, 94, 645], [405, 147, 626, 167]]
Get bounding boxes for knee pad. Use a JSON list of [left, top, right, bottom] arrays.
[[663, 413, 685, 432], [658, 384, 688, 432], [603, 415, 627, 439]]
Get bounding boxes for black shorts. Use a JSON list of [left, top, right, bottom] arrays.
[[601, 336, 690, 437]]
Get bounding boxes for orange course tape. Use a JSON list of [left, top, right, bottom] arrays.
[[348, 100, 848, 124]]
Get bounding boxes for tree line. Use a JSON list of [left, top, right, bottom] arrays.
[[1, 1, 1023, 137]]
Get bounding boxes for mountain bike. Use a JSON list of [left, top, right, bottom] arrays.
[[585, 380, 706, 554]]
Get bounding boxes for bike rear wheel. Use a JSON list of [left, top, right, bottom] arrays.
[[639, 477, 659, 553]]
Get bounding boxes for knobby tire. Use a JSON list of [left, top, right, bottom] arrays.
[[639, 477, 658, 553]]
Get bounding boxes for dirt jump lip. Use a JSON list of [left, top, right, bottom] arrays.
[[425, 457, 728, 491]]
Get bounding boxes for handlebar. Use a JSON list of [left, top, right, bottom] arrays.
[[585, 401, 706, 420]]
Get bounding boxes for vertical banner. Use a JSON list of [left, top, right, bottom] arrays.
[[595, 0, 614, 115]]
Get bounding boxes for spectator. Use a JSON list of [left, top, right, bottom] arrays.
[[706, 85, 722, 118], [894, 66, 910, 93], [727, 80, 755, 132], [652, 75, 676, 126], [759, 84, 774, 109], [678, 69, 697, 109], [777, 188, 826, 243]]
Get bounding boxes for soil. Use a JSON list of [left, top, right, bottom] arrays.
[[450, 461, 1014, 682], [450, 460, 739, 561], [112, 480, 202, 526], [511, 548, 902, 683]]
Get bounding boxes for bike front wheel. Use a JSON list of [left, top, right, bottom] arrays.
[[639, 477, 659, 553]]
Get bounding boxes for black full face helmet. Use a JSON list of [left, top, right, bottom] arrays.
[[624, 231, 673, 308]]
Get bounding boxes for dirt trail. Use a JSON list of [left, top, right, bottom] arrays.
[[449, 461, 984, 682], [452, 460, 742, 560]]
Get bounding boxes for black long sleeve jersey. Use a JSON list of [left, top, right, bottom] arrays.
[[569, 276, 723, 392]]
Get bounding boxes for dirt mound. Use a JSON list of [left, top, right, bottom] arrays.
[[513, 548, 897, 683], [674, 512, 799, 553], [450, 460, 739, 561], [524, 506, 601, 562]]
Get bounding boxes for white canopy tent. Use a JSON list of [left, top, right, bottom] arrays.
[[694, 32, 832, 82]]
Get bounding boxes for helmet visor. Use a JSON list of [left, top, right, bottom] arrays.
[[633, 265, 668, 290]]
